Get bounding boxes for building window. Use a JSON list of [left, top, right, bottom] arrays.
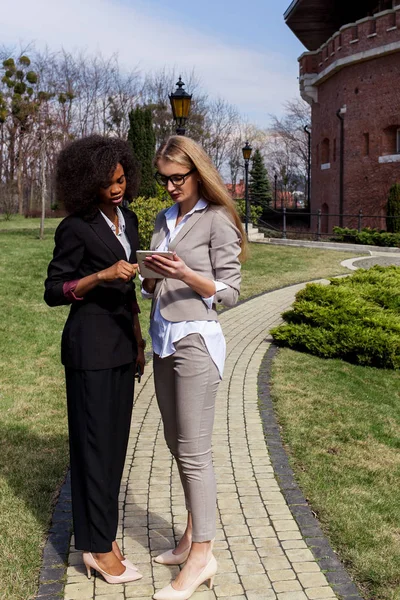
[[382, 125, 400, 154], [378, 125, 400, 163], [369, 19, 377, 35], [321, 138, 330, 164], [388, 11, 397, 28], [351, 26, 359, 41], [363, 133, 370, 156]]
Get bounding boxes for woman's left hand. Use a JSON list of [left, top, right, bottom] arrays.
[[144, 252, 190, 281], [136, 347, 146, 375]]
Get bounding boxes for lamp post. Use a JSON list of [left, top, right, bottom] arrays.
[[274, 171, 278, 210], [242, 141, 252, 238], [169, 76, 192, 136]]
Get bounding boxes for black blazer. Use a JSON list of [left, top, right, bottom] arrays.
[[44, 207, 140, 370]]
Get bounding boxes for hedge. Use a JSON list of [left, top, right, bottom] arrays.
[[271, 266, 400, 369], [333, 226, 400, 247], [129, 196, 173, 249]]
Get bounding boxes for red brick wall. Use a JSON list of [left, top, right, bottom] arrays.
[[310, 51, 400, 231]]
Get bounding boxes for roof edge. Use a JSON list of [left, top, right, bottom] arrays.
[[284, 0, 300, 21]]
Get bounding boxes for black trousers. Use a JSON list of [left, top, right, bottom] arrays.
[[65, 363, 135, 553]]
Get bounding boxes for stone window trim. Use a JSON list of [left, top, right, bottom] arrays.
[[321, 162, 331, 170], [378, 154, 400, 163]]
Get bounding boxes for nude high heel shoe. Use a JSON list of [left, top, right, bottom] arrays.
[[122, 558, 139, 571], [153, 545, 191, 566], [83, 552, 143, 584], [153, 538, 214, 566], [152, 555, 217, 600]]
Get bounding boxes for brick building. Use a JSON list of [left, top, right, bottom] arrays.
[[285, 0, 400, 232]]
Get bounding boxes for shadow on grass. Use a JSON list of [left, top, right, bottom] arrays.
[[0, 419, 70, 532]]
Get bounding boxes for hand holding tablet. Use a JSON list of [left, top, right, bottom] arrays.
[[136, 250, 175, 279]]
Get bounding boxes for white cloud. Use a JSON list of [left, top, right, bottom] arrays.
[[0, 0, 300, 125]]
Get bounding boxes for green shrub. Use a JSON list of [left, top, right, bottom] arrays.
[[386, 183, 400, 233], [129, 196, 173, 249], [271, 266, 400, 369], [332, 226, 400, 247], [235, 199, 263, 224], [332, 226, 357, 243]]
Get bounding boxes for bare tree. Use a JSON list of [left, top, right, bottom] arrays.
[[268, 98, 311, 194], [200, 98, 239, 170]]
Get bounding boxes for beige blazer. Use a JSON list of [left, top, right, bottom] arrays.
[[149, 203, 242, 322]]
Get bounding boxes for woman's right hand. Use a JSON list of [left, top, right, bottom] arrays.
[[98, 260, 137, 282]]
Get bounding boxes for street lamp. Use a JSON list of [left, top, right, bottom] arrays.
[[169, 76, 192, 136], [242, 141, 253, 237]]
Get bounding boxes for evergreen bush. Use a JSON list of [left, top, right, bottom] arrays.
[[235, 199, 263, 224], [128, 106, 157, 198], [333, 226, 400, 247], [129, 196, 173, 249], [271, 266, 400, 369], [249, 149, 272, 213]]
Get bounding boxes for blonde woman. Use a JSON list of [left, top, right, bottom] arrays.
[[142, 136, 246, 600]]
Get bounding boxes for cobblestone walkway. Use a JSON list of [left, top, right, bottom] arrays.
[[64, 283, 339, 600]]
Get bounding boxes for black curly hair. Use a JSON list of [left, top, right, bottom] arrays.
[[56, 135, 140, 218]]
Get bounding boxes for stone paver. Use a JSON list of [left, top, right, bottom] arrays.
[[62, 283, 339, 600]]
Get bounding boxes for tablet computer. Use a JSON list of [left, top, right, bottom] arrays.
[[136, 250, 174, 279]]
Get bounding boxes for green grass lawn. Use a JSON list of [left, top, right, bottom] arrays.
[[0, 225, 363, 600], [0, 214, 63, 231], [240, 243, 361, 300], [271, 349, 400, 600]]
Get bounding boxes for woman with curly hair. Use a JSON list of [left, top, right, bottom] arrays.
[[142, 136, 245, 600], [44, 135, 144, 584]]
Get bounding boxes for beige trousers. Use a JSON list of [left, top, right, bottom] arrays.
[[153, 333, 220, 542]]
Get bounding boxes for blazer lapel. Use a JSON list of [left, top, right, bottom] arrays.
[[89, 211, 127, 261], [123, 210, 139, 262], [168, 205, 209, 252], [151, 219, 169, 250]]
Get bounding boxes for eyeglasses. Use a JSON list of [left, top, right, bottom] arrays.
[[154, 167, 196, 188]]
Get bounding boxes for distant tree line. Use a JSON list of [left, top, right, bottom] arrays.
[[0, 44, 310, 217]]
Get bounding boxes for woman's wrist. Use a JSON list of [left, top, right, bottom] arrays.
[[181, 266, 193, 285]]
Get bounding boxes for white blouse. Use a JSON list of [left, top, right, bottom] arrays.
[[142, 199, 227, 378], [100, 207, 131, 260]]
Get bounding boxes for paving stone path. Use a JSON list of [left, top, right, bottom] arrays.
[[63, 283, 340, 600]]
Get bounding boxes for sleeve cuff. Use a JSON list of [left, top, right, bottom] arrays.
[[63, 280, 83, 302], [139, 274, 154, 299], [201, 280, 228, 308]]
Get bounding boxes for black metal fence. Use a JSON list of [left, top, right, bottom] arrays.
[[256, 208, 396, 241]]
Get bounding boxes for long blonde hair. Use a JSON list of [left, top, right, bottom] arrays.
[[155, 136, 248, 261]]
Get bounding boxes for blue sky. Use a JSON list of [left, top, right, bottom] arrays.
[[0, 0, 305, 126]]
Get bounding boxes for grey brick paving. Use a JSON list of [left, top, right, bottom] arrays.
[[63, 283, 341, 600]]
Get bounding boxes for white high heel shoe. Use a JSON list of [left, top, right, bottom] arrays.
[[122, 558, 139, 571], [152, 555, 217, 600], [153, 545, 191, 566], [154, 538, 214, 566], [83, 552, 143, 584]]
